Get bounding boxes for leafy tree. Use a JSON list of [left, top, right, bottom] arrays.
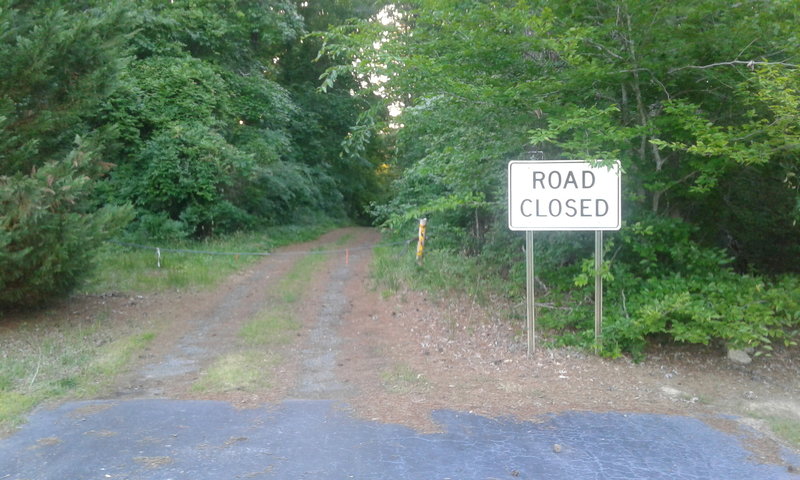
[[95, 0, 384, 236], [0, 135, 133, 308], [283, 0, 389, 222], [320, 0, 800, 354], [0, 1, 134, 308], [529, 0, 800, 271], [130, 0, 304, 68], [0, 1, 131, 174], [96, 54, 255, 237]]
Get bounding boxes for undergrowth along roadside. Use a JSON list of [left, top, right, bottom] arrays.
[[371, 242, 512, 306], [373, 230, 800, 362], [84, 222, 341, 294], [371, 235, 800, 451], [0, 315, 155, 433]]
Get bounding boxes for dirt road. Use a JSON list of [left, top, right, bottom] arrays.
[[108, 227, 383, 404], [1, 227, 799, 479]]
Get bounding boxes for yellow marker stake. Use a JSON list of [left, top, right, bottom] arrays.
[[416, 218, 428, 265]]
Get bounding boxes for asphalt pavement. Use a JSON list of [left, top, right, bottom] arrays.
[[2, 398, 798, 479]]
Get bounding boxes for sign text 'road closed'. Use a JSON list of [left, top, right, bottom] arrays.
[[508, 160, 621, 231]]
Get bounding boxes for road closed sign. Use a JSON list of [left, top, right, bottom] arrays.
[[508, 160, 621, 231]]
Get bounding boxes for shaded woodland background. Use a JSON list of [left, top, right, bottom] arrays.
[[2, 0, 798, 356]]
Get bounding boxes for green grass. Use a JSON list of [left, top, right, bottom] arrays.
[[192, 351, 280, 393], [192, 310, 294, 393], [84, 224, 338, 294], [240, 311, 300, 347], [747, 411, 800, 450], [0, 318, 155, 432], [371, 243, 510, 305], [333, 232, 354, 246], [767, 417, 800, 449], [82, 333, 156, 389], [278, 248, 331, 303], [380, 363, 429, 394], [238, 248, 324, 348], [0, 393, 39, 431]]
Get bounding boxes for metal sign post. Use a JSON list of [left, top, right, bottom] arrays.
[[525, 231, 535, 356], [595, 230, 603, 351], [508, 160, 621, 355]]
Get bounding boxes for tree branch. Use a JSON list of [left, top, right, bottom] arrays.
[[669, 60, 798, 73]]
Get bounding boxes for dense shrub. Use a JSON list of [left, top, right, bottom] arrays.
[[506, 215, 800, 358], [603, 273, 800, 359], [0, 2, 135, 308], [0, 141, 133, 308], [602, 216, 799, 356]]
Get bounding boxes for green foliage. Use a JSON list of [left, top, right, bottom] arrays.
[[0, 0, 133, 174], [97, 55, 259, 236], [0, 139, 134, 308], [97, 49, 313, 236], [84, 222, 337, 294], [130, 0, 303, 67], [92, 0, 382, 236], [0, 2, 136, 307], [615, 215, 732, 278], [602, 273, 800, 359], [321, 0, 800, 358], [131, 123, 253, 236], [597, 215, 800, 356], [520, 215, 800, 359]]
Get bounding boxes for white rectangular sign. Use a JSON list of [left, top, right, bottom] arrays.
[[508, 160, 621, 231]]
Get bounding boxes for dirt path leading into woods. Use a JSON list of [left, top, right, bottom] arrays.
[[5, 227, 800, 472]]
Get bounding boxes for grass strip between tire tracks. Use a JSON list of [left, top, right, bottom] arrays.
[[192, 245, 332, 394]]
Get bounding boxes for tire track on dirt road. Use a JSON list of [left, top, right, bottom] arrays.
[[292, 250, 353, 399], [112, 227, 379, 402]]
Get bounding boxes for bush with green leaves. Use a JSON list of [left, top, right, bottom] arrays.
[[124, 123, 253, 237], [0, 2, 136, 308], [93, 1, 381, 237], [523, 215, 800, 358], [602, 272, 800, 359], [0, 139, 133, 308], [0, 1, 132, 175]]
